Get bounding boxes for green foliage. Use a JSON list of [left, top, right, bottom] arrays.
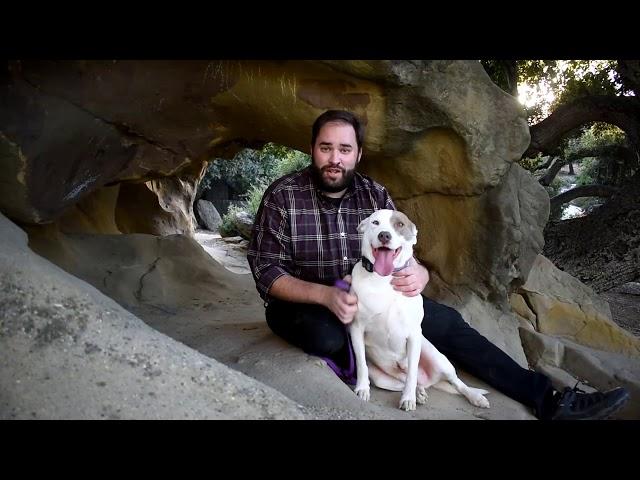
[[482, 60, 562, 124], [564, 123, 626, 159], [544, 176, 570, 198], [199, 148, 272, 197], [519, 153, 545, 172], [244, 182, 269, 217], [482, 60, 623, 126], [209, 143, 310, 238], [200, 143, 310, 197], [218, 203, 244, 237], [272, 149, 310, 178], [561, 123, 629, 186], [519, 61, 564, 124], [551, 61, 620, 110], [218, 183, 271, 238], [575, 157, 598, 187]]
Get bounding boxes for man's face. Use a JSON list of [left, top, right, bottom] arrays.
[[310, 121, 362, 193]]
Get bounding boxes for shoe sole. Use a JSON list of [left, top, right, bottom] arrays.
[[582, 390, 630, 420]]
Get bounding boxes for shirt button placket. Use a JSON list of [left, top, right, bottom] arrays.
[[338, 207, 348, 263]]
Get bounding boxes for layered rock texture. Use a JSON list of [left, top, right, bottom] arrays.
[[1, 60, 637, 419]]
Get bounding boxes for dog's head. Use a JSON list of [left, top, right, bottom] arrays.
[[357, 209, 417, 277]]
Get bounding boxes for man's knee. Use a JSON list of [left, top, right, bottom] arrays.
[[265, 301, 347, 356], [311, 330, 346, 356], [421, 296, 468, 336]]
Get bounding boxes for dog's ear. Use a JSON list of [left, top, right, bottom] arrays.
[[404, 220, 418, 245], [357, 218, 369, 233]]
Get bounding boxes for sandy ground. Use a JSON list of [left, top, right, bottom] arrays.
[[601, 286, 640, 337], [193, 230, 251, 275]]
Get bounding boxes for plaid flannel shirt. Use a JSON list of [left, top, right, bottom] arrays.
[[247, 166, 395, 301]]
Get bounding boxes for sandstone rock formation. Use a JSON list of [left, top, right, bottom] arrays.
[[0, 60, 538, 357], [512, 255, 640, 357], [0, 213, 304, 419], [1, 60, 637, 418]]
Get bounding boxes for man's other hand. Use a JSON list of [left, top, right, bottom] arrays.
[[390, 262, 430, 297]]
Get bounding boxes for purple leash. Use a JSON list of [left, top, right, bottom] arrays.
[[318, 279, 358, 385]]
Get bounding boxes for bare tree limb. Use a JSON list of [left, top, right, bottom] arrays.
[[533, 155, 555, 171], [565, 144, 637, 163], [503, 60, 518, 97], [524, 95, 640, 158], [550, 184, 620, 212], [539, 157, 567, 186]]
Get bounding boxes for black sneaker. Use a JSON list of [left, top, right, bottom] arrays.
[[551, 385, 630, 420]]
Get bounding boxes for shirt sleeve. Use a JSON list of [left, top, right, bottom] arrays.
[[246, 187, 294, 300]]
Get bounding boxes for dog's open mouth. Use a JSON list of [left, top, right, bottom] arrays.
[[371, 246, 402, 276]]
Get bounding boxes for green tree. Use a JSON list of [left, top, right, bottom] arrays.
[[483, 60, 639, 156], [482, 60, 640, 188], [209, 143, 310, 238], [198, 143, 310, 199], [483, 60, 640, 292]]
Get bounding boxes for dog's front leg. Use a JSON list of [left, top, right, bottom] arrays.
[[399, 332, 421, 411], [349, 323, 370, 401]]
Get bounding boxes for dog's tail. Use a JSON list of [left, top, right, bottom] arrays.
[[433, 381, 489, 397]]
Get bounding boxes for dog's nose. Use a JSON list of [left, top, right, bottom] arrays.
[[378, 231, 392, 244]]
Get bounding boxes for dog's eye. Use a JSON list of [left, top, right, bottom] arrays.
[[396, 222, 404, 228], [372, 220, 379, 226]]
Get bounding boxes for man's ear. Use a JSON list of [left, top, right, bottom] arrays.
[[357, 148, 362, 163]]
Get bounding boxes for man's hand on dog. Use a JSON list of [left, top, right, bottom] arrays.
[[325, 275, 358, 324], [390, 261, 430, 297]]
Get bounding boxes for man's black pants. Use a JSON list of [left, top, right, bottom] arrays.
[[265, 296, 556, 419]]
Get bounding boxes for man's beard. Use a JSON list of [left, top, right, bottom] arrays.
[[310, 159, 357, 193]]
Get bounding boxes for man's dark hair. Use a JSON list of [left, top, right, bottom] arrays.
[[311, 110, 365, 151]]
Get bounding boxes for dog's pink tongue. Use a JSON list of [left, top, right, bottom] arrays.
[[373, 248, 395, 276]]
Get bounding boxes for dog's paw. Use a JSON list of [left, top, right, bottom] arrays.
[[399, 398, 416, 411], [355, 387, 370, 402], [470, 394, 490, 409], [416, 387, 429, 405]]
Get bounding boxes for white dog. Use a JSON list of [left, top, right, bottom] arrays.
[[348, 209, 490, 411]]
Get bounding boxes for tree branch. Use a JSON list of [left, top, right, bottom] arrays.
[[538, 157, 567, 186], [524, 95, 640, 157], [503, 60, 518, 97], [533, 155, 555, 171], [550, 184, 620, 212], [565, 144, 637, 163]]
